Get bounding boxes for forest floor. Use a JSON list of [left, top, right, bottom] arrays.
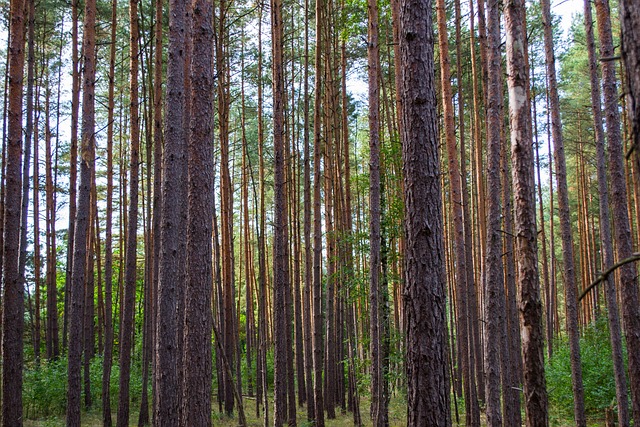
[[24, 394, 407, 427], [23, 395, 610, 426]]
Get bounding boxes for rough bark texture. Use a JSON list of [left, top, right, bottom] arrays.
[[454, 0, 479, 422], [2, 0, 27, 419], [116, 1, 140, 424], [272, 0, 290, 422], [504, 0, 548, 425], [302, 0, 315, 417], [180, 0, 214, 422], [66, 0, 96, 420], [584, 1, 629, 425], [102, 0, 117, 424], [154, 0, 187, 421], [541, 0, 585, 424], [436, 0, 475, 423], [484, 0, 507, 423], [398, 0, 451, 423], [64, 0, 80, 350], [312, 0, 325, 422], [621, 0, 640, 419], [367, 0, 384, 422], [597, 0, 640, 421], [150, 0, 163, 418], [622, 1, 640, 173]]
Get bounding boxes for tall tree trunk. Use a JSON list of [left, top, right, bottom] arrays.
[[102, 0, 117, 424], [272, 0, 291, 422], [154, 0, 188, 421], [622, 1, 640, 181], [302, 0, 315, 416], [180, 0, 214, 420], [467, 0, 485, 401], [256, 4, 270, 422], [367, 0, 385, 422], [150, 0, 163, 417], [436, 0, 476, 423], [621, 0, 640, 418], [45, 42, 59, 360], [116, 0, 141, 422], [541, 1, 586, 424], [84, 183, 96, 410], [455, 0, 480, 421], [504, 0, 548, 425], [483, 0, 508, 424], [399, 0, 451, 422], [595, 0, 640, 421], [216, 0, 237, 414], [2, 0, 27, 417], [312, 0, 326, 422], [583, 1, 629, 424], [66, 0, 96, 419], [530, 64, 553, 362], [64, 0, 81, 350], [30, 0, 42, 362]]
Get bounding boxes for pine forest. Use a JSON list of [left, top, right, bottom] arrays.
[[2, 0, 640, 425]]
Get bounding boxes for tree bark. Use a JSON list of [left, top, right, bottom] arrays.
[[66, 0, 96, 419], [102, 0, 117, 425], [1, 0, 27, 418], [154, 0, 188, 421], [483, 0, 508, 423], [367, 0, 385, 422], [116, 0, 141, 422], [180, 0, 214, 421], [272, 0, 291, 422], [398, 0, 451, 422], [313, 0, 326, 423], [595, 0, 640, 421], [504, 0, 548, 425], [436, 0, 476, 423], [583, 1, 629, 424], [541, 1, 586, 424]]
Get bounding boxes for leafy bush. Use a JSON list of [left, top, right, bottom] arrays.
[[546, 316, 625, 422], [23, 358, 68, 419], [23, 354, 146, 420]]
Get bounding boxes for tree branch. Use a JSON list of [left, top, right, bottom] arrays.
[[579, 252, 640, 301]]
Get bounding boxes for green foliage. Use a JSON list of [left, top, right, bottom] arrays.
[[23, 358, 68, 419], [23, 355, 146, 421], [545, 317, 625, 422]]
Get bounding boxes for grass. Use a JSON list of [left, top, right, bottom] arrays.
[[24, 393, 409, 426]]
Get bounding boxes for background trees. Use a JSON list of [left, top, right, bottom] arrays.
[[2, 0, 640, 425]]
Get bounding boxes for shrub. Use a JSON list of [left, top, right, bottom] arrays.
[[545, 316, 625, 422]]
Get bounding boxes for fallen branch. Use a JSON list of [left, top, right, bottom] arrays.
[[579, 252, 640, 301]]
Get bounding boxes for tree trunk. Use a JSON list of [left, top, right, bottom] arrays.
[[272, 0, 291, 422], [150, 0, 163, 417], [541, 1, 586, 424], [504, 0, 548, 424], [302, 0, 315, 416], [1, 0, 27, 418], [583, 1, 629, 424], [436, 0, 476, 423], [154, 0, 188, 421], [180, 0, 214, 421], [65, 0, 96, 419], [45, 43, 59, 360], [367, 0, 384, 421], [595, 0, 640, 421], [399, 0, 451, 422], [312, 0, 326, 422], [116, 0, 141, 422], [102, 1, 117, 424], [483, 0, 508, 423]]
